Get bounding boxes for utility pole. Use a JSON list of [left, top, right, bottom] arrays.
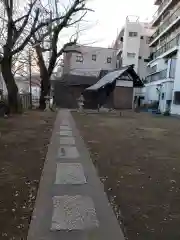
[[29, 49, 32, 108]]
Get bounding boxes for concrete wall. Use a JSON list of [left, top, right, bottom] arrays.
[[138, 34, 151, 79], [144, 83, 159, 103], [63, 45, 117, 76], [122, 20, 141, 72], [159, 81, 173, 113], [118, 19, 152, 79], [144, 79, 173, 113], [171, 48, 180, 114]]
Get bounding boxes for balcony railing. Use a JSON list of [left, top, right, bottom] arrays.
[[159, 0, 171, 13], [153, 0, 171, 21], [150, 6, 180, 43], [152, 33, 180, 59], [145, 69, 167, 82]]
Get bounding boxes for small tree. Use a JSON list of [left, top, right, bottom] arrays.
[[0, 0, 63, 112], [31, 0, 90, 109]]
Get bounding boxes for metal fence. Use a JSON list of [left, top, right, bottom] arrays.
[[152, 34, 180, 60], [3, 93, 32, 109]]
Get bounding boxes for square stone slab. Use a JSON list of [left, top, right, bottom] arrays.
[[55, 163, 87, 184], [60, 125, 72, 131], [60, 130, 72, 136], [60, 137, 75, 145], [51, 195, 99, 230], [58, 146, 79, 159], [61, 119, 70, 126]]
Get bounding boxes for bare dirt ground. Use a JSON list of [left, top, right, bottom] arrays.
[[0, 110, 56, 240], [73, 111, 180, 240]]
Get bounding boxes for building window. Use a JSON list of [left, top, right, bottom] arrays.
[[76, 54, 83, 63], [138, 56, 142, 59], [140, 36, 144, 40], [129, 32, 138, 37], [127, 52, 136, 58], [92, 54, 96, 61], [161, 93, 165, 100], [144, 58, 149, 63], [107, 57, 112, 63], [174, 92, 180, 105], [146, 37, 151, 44]]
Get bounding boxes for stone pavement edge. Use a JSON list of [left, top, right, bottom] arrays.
[[27, 109, 125, 240]]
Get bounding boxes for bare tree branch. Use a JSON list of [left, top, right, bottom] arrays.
[[13, 0, 38, 42]]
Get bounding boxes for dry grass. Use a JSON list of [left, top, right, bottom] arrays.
[[73, 111, 180, 240], [0, 110, 56, 239]]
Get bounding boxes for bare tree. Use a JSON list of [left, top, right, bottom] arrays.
[[31, 0, 91, 109], [11, 46, 39, 78], [0, 0, 64, 112]]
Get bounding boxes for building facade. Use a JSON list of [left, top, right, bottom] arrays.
[[113, 16, 153, 80], [62, 45, 117, 77], [144, 0, 180, 114]]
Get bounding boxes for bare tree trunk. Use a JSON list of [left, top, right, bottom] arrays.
[[36, 45, 51, 109], [1, 57, 21, 113], [39, 72, 51, 110]]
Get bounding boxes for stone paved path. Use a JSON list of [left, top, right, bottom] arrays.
[[27, 109, 125, 240]]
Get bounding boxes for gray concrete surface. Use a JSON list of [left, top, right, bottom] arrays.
[[27, 109, 125, 240], [58, 146, 80, 158]]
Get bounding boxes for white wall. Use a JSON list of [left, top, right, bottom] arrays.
[[138, 33, 151, 79], [116, 80, 133, 87], [122, 21, 141, 72], [144, 83, 159, 103], [171, 47, 180, 114], [159, 81, 173, 113], [120, 19, 152, 79], [63, 45, 117, 76], [144, 79, 173, 112]]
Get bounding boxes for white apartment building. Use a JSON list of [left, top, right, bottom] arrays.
[[144, 0, 180, 114], [62, 45, 117, 77], [113, 16, 153, 80]]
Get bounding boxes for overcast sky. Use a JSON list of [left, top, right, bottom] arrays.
[[77, 0, 157, 47]]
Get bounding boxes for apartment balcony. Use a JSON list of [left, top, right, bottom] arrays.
[[152, 0, 172, 26], [116, 41, 123, 56], [152, 33, 180, 60], [145, 69, 168, 82], [150, 6, 180, 45]]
